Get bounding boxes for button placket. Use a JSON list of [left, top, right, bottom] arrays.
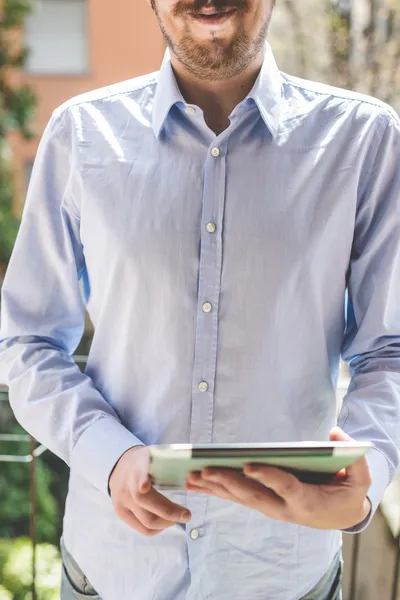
[[187, 139, 228, 536], [189, 146, 226, 445]]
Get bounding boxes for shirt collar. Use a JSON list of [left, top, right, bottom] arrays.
[[152, 49, 186, 139], [152, 43, 283, 140], [246, 43, 283, 140]]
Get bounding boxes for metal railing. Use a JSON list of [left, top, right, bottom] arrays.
[[0, 432, 43, 600], [348, 529, 400, 600], [0, 354, 88, 599], [1, 360, 400, 600]]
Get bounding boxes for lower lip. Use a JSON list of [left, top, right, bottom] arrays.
[[191, 10, 237, 26]]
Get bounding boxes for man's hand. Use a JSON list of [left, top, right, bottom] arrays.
[[109, 446, 191, 536], [184, 428, 372, 530]]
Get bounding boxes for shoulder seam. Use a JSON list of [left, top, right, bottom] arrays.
[[283, 76, 397, 120], [54, 77, 158, 113]]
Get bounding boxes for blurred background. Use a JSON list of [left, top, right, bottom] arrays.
[[0, 0, 400, 598]]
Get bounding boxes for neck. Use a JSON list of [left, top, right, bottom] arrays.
[[170, 50, 265, 135]]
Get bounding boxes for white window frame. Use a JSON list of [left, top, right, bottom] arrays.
[[24, 0, 90, 76]]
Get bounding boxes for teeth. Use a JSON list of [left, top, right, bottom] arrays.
[[197, 11, 230, 16], [198, 7, 233, 15]]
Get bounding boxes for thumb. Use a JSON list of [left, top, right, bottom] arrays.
[[329, 426, 352, 442], [139, 478, 152, 494], [132, 446, 152, 494], [329, 426, 371, 485]]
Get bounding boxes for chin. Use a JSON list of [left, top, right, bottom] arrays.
[[197, 38, 233, 52], [192, 32, 236, 48]]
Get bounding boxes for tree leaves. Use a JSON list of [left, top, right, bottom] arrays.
[[0, 0, 37, 264]]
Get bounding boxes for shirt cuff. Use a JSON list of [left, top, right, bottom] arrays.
[[70, 416, 144, 496], [342, 446, 390, 534]]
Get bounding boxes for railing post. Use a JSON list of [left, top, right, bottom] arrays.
[[392, 536, 400, 600], [349, 532, 361, 600], [29, 435, 37, 600]]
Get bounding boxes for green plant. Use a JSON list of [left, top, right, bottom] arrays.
[[0, 424, 58, 543], [0, 391, 71, 548], [0, 584, 12, 600], [0, 159, 20, 265], [0, 0, 37, 265], [0, 537, 61, 600]]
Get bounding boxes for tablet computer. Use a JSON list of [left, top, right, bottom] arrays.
[[148, 441, 372, 489]]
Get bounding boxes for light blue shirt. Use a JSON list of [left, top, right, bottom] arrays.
[[1, 44, 400, 600]]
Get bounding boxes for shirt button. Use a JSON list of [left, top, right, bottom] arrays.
[[190, 529, 200, 540], [210, 147, 220, 157], [202, 302, 212, 313], [205, 222, 216, 234], [185, 106, 196, 115], [198, 381, 209, 392]]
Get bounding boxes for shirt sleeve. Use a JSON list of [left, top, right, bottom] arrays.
[[339, 111, 400, 533], [0, 109, 143, 497]]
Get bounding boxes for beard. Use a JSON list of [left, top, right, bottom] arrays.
[[150, 0, 275, 81]]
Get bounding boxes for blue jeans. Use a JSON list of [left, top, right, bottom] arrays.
[[60, 538, 100, 599], [60, 537, 343, 600], [300, 551, 343, 600]]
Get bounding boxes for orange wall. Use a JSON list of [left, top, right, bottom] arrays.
[[11, 0, 165, 213]]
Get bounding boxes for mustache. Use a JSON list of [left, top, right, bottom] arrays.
[[172, 0, 249, 17]]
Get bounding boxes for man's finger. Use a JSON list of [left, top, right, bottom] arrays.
[[186, 471, 235, 500], [343, 455, 372, 486], [244, 465, 301, 500], [184, 482, 216, 495], [134, 505, 184, 530], [329, 427, 372, 486], [115, 506, 160, 537], [329, 426, 352, 443], [201, 468, 285, 513], [139, 478, 152, 494], [135, 487, 192, 523]]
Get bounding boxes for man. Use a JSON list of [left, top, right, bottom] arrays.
[[0, 0, 399, 598]]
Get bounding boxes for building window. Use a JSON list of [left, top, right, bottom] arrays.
[[24, 0, 88, 75]]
